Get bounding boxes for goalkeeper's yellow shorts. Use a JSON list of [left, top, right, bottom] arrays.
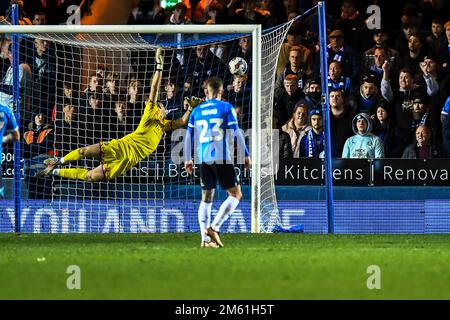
[[99, 139, 136, 180]]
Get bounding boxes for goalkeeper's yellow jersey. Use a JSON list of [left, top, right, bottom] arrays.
[[118, 100, 172, 165]]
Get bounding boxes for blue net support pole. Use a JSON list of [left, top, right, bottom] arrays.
[[318, 2, 335, 233], [11, 4, 22, 233]]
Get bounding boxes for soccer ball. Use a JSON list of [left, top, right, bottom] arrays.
[[228, 57, 248, 76]]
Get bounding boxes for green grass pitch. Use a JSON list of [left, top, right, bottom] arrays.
[[1, 233, 449, 299]]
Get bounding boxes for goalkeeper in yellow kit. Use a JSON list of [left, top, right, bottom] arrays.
[[37, 48, 198, 182]]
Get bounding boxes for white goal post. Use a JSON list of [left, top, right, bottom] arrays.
[[0, 24, 271, 232]]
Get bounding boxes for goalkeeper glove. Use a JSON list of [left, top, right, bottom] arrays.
[[155, 47, 164, 71], [184, 96, 202, 112]]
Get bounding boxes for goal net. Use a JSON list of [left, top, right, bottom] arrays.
[[1, 21, 297, 233]]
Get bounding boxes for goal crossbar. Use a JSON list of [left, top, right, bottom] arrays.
[[0, 25, 260, 34]]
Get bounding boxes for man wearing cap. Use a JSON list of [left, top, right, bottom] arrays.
[[300, 110, 325, 158], [399, 33, 427, 75], [352, 73, 387, 115], [342, 113, 384, 159], [326, 29, 360, 83], [300, 79, 322, 111]]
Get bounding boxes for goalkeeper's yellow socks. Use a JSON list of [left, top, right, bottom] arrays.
[[56, 168, 89, 181], [61, 148, 83, 164]]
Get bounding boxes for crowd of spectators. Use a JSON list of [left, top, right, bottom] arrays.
[[1, 0, 450, 198]]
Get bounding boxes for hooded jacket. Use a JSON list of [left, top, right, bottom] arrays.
[[342, 113, 384, 159]]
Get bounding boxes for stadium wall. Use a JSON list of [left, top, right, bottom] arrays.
[[0, 199, 449, 234]]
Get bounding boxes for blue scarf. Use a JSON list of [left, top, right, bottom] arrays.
[[327, 45, 344, 62], [328, 76, 345, 90], [306, 129, 325, 158]]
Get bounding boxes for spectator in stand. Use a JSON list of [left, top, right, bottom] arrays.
[[329, 88, 353, 157], [409, 98, 436, 140], [399, 33, 427, 75], [276, 45, 310, 90], [226, 74, 251, 128], [55, 102, 85, 153], [32, 12, 47, 25], [439, 21, 450, 71], [182, 75, 193, 97], [164, 77, 183, 118], [85, 91, 109, 144], [274, 74, 304, 127], [280, 0, 299, 23], [103, 71, 119, 96], [334, 0, 366, 53], [234, 0, 268, 29], [303, 0, 335, 41], [364, 47, 396, 87], [352, 73, 387, 115], [191, 0, 214, 24], [402, 125, 441, 159], [84, 73, 103, 96], [205, 1, 225, 25], [327, 60, 351, 96], [234, 36, 252, 77], [276, 31, 313, 78], [393, 16, 420, 56], [95, 65, 108, 79], [342, 113, 384, 159], [168, 2, 191, 24], [222, 0, 242, 24], [0, 38, 31, 127], [287, 10, 303, 35], [127, 78, 145, 121], [185, 44, 225, 97], [235, 36, 252, 64], [326, 29, 359, 84], [426, 19, 445, 53], [30, 38, 56, 121], [130, 0, 166, 25], [300, 79, 322, 111], [441, 96, 450, 157], [371, 103, 396, 158], [384, 64, 439, 134], [268, 115, 293, 160], [364, 29, 399, 72], [23, 112, 54, 199], [200, 79, 209, 99], [281, 102, 310, 158], [109, 95, 134, 139], [300, 109, 325, 158], [8, 0, 32, 25], [257, 0, 282, 28]]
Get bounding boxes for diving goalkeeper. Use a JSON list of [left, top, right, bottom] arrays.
[[37, 48, 196, 182]]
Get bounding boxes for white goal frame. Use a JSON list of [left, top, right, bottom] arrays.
[[0, 24, 263, 233]]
